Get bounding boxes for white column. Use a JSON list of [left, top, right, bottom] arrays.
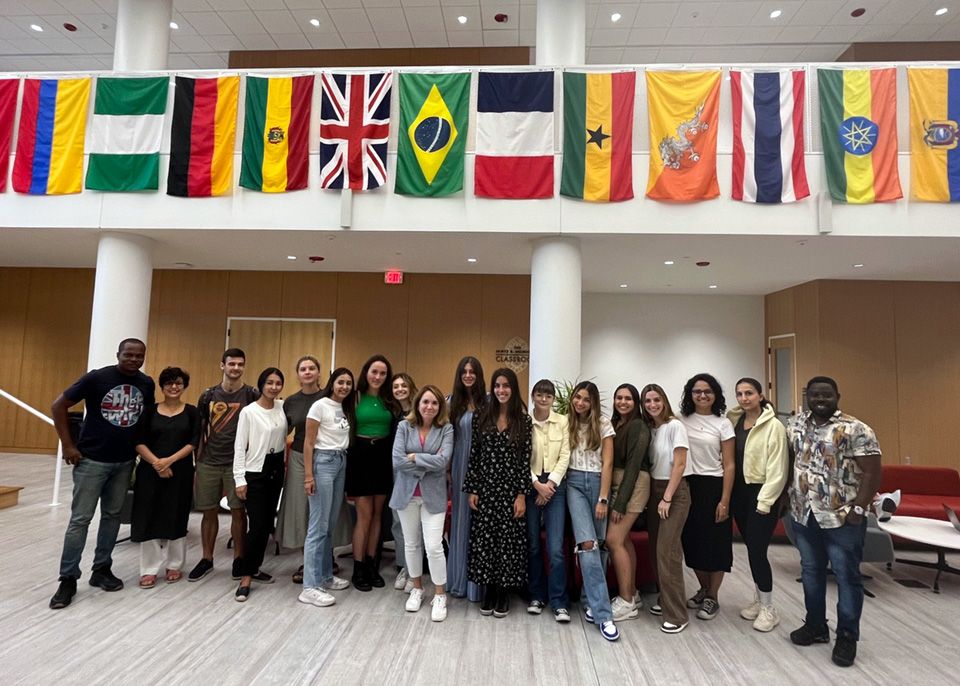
[[536, 0, 586, 66], [113, 0, 172, 71], [528, 237, 582, 390], [87, 233, 154, 370]]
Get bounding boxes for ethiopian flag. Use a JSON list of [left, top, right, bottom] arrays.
[[240, 75, 313, 193], [907, 68, 960, 202], [560, 71, 634, 202], [818, 68, 902, 204]]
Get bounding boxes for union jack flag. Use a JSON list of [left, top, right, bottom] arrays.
[[319, 72, 392, 190]]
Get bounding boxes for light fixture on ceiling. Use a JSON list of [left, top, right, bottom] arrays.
[[30, 24, 43, 32], [467, 257, 478, 263], [169, 21, 178, 30], [611, 12, 622, 23], [664, 260, 675, 265], [287, 255, 297, 260], [850, 7, 866, 18], [936, 7, 949, 16], [309, 18, 320, 27], [853, 263, 864, 268], [458, 15, 468, 25], [619, 283, 628, 288], [708, 284, 718, 289], [769, 9, 782, 19]]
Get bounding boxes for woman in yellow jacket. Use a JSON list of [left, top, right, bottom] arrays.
[[726, 377, 788, 633]]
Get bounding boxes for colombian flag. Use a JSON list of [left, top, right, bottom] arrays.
[[907, 68, 960, 202], [239, 75, 312, 193], [12, 78, 90, 195], [818, 68, 902, 204], [646, 71, 720, 201], [560, 71, 634, 202]]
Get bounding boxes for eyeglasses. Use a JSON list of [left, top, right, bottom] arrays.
[[692, 389, 714, 396]]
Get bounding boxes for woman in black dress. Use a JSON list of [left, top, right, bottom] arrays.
[[464, 367, 531, 618], [133, 366, 200, 588]]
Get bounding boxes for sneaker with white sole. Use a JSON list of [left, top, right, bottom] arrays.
[[554, 608, 571, 623], [600, 620, 620, 642], [697, 597, 720, 620], [753, 604, 780, 633], [321, 576, 350, 591], [634, 591, 644, 610], [611, 596, 639, 621], [649, 603, 662, 616], [405, 587, 424, 612], [583, 606, 594, 624], [527, 599, 545, 615], [298, 587, 335, 607], [431, 594, 447, 622], [394, 567, 409, 591], [404, 579, 415, 593], [661, 620, 688, 634], [740, 591, 761, 621], [687, 588, 707, 609]]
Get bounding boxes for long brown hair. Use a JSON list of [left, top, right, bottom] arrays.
[[569, 381, 602, 452], [477, 368, 527, 446], [450, 356, 486, 431], [639, 383, 677, 426]]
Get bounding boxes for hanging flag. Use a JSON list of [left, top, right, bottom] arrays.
[[239, 75, 312, 193], [560, 71, 634, 202], [395, 72, 469, 197], [475, 71, 554, 199], [818, 68, 902, 204], [730, 70, 809, 203], [12, 78, 90, 195], [167, 75, 239, 198], [85, 76, 168, 191], [907, 68, 960, 202], [319, 72, 392, 191], [0, 80, 17, 192], [646, 70, 720, 201]]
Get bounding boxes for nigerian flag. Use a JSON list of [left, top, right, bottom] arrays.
[[85, 77, 168, 191]]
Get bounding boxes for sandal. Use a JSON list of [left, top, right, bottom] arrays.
[[165, 569, 182, 584], [139, 574, 158, 589], [292, 565, 304, 584]]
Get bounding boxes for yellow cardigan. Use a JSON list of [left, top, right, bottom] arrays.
[[726, 404, 789, 513], [530, 410, 570, 486]]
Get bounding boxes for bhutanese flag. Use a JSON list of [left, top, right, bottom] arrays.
[[167, 75, 239, 197], [646, 70, 720, 201], [240, 75, 313, 193], [12, 78, 90, 195], [0, 79, 17, 192], [818, 68, 902, 204], [560, 71, 634, 202], [907, 68, 960, 202]]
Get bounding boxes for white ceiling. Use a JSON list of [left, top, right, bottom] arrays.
[[0, 0, 959, 72]]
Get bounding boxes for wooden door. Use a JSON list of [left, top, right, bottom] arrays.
[[768, 334, 797, 422]]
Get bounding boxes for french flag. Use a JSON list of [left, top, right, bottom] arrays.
[[475, 71, 554, 199], [731, 70, 809, 203]]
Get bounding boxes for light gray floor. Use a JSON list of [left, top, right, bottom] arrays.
[[1, 452, 957, 686]]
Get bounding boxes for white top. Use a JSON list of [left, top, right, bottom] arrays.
[[877, 516, 960, 550], [233, 401, 287, 487], [569, 415, 616, 472], [306, 397, 351, 451], [649, 418, 691, 480], [679, 412, 735, 477]]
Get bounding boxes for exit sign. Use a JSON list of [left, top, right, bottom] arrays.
[[384, 270, 404, 285]]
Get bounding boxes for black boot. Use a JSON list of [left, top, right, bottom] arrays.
[[352, 558, 372, 592], [480, 584, 495, 616], [494, 585, 510, 618], [367, 554, 385, 588]]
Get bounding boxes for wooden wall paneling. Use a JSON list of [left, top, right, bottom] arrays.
[[764, 287, 795, 339], [278, 320, 335, 385], [402, 274, 484, 397], [893, 282, 960, 469], [479, 275, 531, 396], [227, 319, 282, 380], [280, 273, 339, 319], [0, 269, 31, 448], [227, 271, 283, 318], [334, 273, 411, 378], [793, 281, 821, 398]]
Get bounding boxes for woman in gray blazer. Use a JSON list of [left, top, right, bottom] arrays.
[[390, 384, 454, 621]]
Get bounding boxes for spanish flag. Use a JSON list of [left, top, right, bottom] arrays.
[[239, 75, 312, 193], [168, 76, 239, 197], [560, 71, 634, 202], [646, 71, 720, 201], [12, 78, 90, 195], [907, 68, 960, 202], [818, 68, 902, 204]]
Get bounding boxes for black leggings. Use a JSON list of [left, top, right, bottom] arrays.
[[242, 453, 285, 578], [731, 482, 778, 593]]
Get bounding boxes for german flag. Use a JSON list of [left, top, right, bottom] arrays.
[[240, 75, 313, 193], [167, 76, 239, 197]]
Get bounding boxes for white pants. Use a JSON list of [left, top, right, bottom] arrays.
[[397, 497, 447, 586], [140, 538, 187, 576]]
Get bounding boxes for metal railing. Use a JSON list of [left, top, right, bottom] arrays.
[[0, 388, 64, 506]]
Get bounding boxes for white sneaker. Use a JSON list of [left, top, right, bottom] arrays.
[[298, 587, 335, 607], [394, 567, 409, 591], [611, 595, 639, 621], [600, 620, 620, 642], [403, 578, 415, 593], [405, 587, 424, 612], [321, 576, 350, 591], [753, 604, 780, 633], [634, 591, 644, 610], [740, 590, 761, 621], [431, 594, 447, 622]]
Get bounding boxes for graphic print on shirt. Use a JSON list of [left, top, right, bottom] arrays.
[[208, 400, 242, 436], [100, 384, 145, 427], [334, 408, 349, 431]]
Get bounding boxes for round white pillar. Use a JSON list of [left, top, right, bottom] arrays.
[[536, 0, 586, 66], [87, 233, 154, 370], [528, 237, 582, 391], [113, 0, 172, 71]]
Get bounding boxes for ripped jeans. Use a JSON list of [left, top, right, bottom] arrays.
[[566, 468, 613, 624]]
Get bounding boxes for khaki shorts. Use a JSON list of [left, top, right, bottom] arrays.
[[611, 468, 651, 514], [195, 462, 242, 510]]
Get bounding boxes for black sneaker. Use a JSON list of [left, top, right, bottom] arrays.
[[480, 586, 495, 616], [49, 577, 77, 609], [89, 566, 123, 592], [188, 558, 214, 582], [493, 588, 510, 618], [832, 631, 858, 667], [251, 571, 274, 584], [231, 558, 243, 580], [235, 584, 250, 603], [790, 623, 831, 646]]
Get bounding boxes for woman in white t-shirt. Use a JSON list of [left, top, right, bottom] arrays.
[[298, 367, 356, 608], [678, 373, 735, 622]]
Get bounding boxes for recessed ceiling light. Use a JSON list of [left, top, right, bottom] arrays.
[[619, 283, 628, 288], [457, 15, 468, 25], [664, 260, 675, 265], [611, 12, 622, 23], [850, 7, 866, 18], [853, 263, 864, 268], [769, 9, 782, 19], [309, 18, 320, 27], [936, 7, 949, 16], [287, 255, 297, 260], [467, 257, 477, 263], [169, 21, 178, 30], [30, 24, 43, 32], [709, 284, 718, 289]]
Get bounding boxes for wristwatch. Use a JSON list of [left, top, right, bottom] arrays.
[[598, 497, 608, 505], [852, 505, 865, 516]]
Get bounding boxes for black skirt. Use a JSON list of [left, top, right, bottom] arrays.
[[681, 474, 733, 572], [346, 436, 393, 497]]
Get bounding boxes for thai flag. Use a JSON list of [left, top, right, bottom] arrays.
[[731, 70, 809, 203], [475, 71, 554, 199]]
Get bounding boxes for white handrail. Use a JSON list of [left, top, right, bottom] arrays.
[[0, 388, 64, 506]]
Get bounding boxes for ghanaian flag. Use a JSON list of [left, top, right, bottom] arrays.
[[908, 68, 960, 202], [239, 75, 313, 193], [560, 71, 634, 202]]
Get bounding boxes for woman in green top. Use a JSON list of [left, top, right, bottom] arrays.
[[606, 383, 651, 622], [347, 354, 399, 592]]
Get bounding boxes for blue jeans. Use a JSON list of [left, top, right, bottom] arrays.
[[793, 512, 867, 639], [59, 458, 134, 579], [526, 480, 568, 609], [566, 469, 612, 623], [303, 449, 346, 588]]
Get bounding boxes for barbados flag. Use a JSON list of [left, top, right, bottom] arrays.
[[12, 78, 91, 195], [908, 68, 960, 202]]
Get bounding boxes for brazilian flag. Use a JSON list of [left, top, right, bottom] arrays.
[[395, 72, 470, 196]]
